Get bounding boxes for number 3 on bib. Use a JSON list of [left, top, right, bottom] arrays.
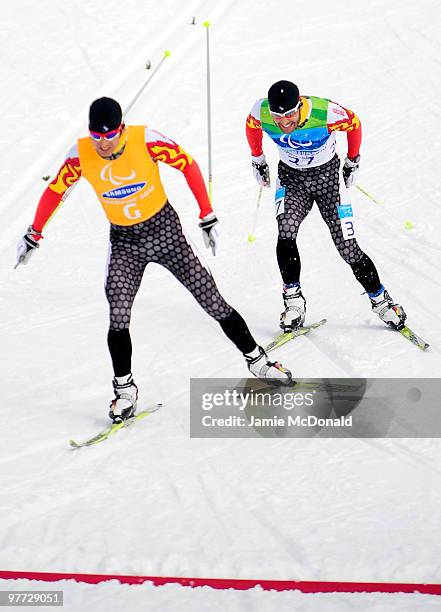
[[337, 203, 356, 240]]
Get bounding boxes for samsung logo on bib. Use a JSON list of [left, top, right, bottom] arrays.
[[102, 182, 146, 199]]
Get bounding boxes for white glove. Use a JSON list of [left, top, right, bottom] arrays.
[[342, 155, 360, 188], [199, 213, 219, 256], [251, 154, 271, 187], [15, 226, 41, 268]]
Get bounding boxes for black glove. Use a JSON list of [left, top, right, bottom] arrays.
[[342, 155, 360, 188]]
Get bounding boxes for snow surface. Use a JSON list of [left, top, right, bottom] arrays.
[[1, 0, 441, 609], [2, 579, 441, 612]]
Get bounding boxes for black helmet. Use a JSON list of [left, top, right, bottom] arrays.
[[89, 97, 122, 133], [268, 80, 300, 113]]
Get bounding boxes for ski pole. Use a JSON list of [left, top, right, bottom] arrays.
[[123, 50, 171, 118], [247, 186, 263, 244], [203, 21, 213, 203], [356, 184, 414, 231], [355, 184, 381, 205]]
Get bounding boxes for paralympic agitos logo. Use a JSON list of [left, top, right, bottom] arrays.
[[277, 130, 330, 151], [279, 134, 313, 149], [100, 163, 146, 199]]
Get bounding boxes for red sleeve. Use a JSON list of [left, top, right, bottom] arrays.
[[182, 160, 212, 219], [146, 133, 212, 218], [146, 135, 193, 171], [32, 189, 64, 236], [246, 113, 263, 156], [32, 157, 82, 236], [346, 123, 362, 159]]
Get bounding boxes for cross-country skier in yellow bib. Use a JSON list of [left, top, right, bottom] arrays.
[[17, 97, 292, 422]]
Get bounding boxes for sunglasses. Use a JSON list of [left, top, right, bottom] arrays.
[[270, 100, 302, 119], [89, 126, 122, 141]]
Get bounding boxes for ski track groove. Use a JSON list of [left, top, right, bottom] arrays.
[[303, 330, 359, 378], [195, 473, 236, 546], [361, 438, 441, 480], [211, 460, 312, 572], [362, 205, 441, 262]]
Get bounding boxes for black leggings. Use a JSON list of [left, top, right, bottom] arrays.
[[106, 203, 256, 376], [276, 156, 381, 293]]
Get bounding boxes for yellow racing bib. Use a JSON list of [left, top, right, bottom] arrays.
[[77, 125, 167, 225]]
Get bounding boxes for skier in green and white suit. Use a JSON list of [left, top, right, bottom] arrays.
[[246, 80, 406, 332]]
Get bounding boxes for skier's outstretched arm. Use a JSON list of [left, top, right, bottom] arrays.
[[16, 148, 81, 267]]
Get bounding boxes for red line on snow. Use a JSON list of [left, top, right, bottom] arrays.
[[0, 570, 441, 595]]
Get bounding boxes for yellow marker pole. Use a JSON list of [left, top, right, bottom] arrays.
[[203, 21, 213, 203]]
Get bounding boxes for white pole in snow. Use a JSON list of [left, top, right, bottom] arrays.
[[203, 21, 213, 204]]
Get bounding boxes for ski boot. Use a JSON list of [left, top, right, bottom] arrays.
[[369, 286, 406, 329], [245, 345, 292, 384], [109, 373, 138, 423], [280, 283, 306, 331]]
